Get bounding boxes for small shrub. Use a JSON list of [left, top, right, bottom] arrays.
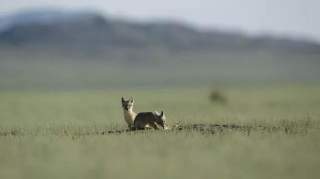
[[209, 90, 227, 104]]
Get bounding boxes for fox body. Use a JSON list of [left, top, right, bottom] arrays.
[[121, 97, 168, 130]]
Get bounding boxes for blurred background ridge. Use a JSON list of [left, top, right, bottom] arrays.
[[0, 8, 320, 90], [1, 9, 320, 52]]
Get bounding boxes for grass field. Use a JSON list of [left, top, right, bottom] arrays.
[[0, 85, 320, 179]]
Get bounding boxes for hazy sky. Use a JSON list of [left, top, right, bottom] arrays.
[[1, 0, 319, 41]]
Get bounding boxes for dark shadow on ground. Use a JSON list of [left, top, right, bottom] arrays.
[[0, 121, 315, 137]]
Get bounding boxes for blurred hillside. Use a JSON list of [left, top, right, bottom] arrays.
[[0, 9, 320, 90]]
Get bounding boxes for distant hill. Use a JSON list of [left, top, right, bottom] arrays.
[[1, 9, 320, 53], [1, 9, 320, 90]]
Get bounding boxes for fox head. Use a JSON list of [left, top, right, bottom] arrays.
[[121, 97, 134, 111], [155, 111, 169, 130]]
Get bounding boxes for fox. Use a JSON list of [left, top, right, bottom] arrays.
[[121, 97, 168, 130], [121, 97, 136, 128]]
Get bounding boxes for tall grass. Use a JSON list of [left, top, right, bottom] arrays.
[[0, 85, 320, 179]]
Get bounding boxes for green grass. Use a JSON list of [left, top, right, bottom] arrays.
[[1, 50, 320, 90], [0, 85, 320, 179]]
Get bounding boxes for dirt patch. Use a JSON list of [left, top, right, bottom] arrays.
[[104, 123, 285, 135], [104, 121, 315, 135]]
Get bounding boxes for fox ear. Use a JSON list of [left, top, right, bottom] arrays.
[[160, 111, 164, 117], [130, 97, 134, 103], [121, 97, 125, 102]]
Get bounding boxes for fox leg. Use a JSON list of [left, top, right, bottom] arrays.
[[144, 124, 153, 130], [149, 122, 159, 130]]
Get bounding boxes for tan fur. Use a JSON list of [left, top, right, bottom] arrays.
[[123, 108, 136, 128], [121, 97, 137, 128]]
